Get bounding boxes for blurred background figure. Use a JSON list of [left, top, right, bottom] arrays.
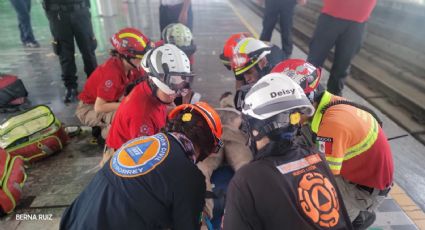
[[259, 0, 306, 57], [42, 0, 98, 103], [307, 0, 377, 96], [159, 0, 193, 32], [9, 0, 39, 48]]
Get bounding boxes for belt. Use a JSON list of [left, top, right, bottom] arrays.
[[45, 2, 87, 12], [356, 184, 392, 196]]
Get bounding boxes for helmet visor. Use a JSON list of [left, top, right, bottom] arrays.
[[157, 74, 194, 96]]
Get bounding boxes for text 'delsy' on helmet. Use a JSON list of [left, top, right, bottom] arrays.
[[242, 72, 315, 120]]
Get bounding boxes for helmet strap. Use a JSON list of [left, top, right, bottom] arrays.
[[123, 55, 138, 69], [148, 78, 174, 105], [110, 49, 119, 57]]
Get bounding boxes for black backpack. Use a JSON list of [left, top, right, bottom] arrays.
[[0, 74, 29, 112]]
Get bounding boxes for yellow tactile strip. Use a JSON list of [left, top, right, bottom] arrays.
[[391, 183, 425, 229]]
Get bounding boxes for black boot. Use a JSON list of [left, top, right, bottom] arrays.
[[352, 211, 376, 230], [64, 87, 78, 103]]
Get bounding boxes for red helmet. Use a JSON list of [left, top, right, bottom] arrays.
[[168, 102, 223, 153], [110, 28, 151, 59], [271, 59, 321, 94], [219, 32, 252, 69]]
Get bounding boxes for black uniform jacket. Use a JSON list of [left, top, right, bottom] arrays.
[[60, 133, 205, 230], [223, 141, 353, 230]]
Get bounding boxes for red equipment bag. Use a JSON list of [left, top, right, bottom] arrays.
[[0, 149, 26, 215], [0, 105, 69, 163]]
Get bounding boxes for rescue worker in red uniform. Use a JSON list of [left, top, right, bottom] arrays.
[[219, 34, 285, 90], [60, 102, 224, 230], [271, 59, 394, 229], [75, 28, 151, 143], [103, 44, 194, 166], [223, 73, 352, 229]]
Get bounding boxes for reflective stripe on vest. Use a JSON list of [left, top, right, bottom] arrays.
[[344, 115, 378, 160], [326, 155, 344, 172], [310, 91, 332, 134]]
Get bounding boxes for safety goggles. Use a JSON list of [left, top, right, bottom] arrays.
[[230, 47, 270, 72], [157, 74, 195, 96]]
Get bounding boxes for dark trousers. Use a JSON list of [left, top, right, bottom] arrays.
[[9, 0, 36, 44], [159, 3, 193, 33], [307, 14, 366, 96], [260, 0, 297, 57], [46, 7, 97, 89]]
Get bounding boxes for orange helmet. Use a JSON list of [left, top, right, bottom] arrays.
[[271, 59, 321, 94], [219, 32, 252, 70], [168, 102, 223, 153], [110, 27, 151, 59]]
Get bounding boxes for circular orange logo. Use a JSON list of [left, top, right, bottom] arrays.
[[110, 133, 169, 177], [298, 172, 340, 227]]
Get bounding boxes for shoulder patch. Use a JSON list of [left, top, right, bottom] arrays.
[[110, 133, 170, 177], [316, 136, 333, 155], [105, 79, 113, 88]]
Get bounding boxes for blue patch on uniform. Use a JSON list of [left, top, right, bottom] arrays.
[[126, 140, 154, 164], [110, 133, 170, 178]]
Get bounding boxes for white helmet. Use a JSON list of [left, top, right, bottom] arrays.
[[231, 38, 271, 76], [241, 73, 315, 147], [162, 23, 193, 47], [141, 44, 193, 95], [162, 23, 197, 58], [242, 72, 315, 120]]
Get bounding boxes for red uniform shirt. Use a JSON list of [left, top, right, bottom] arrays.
[[79, 57, 144, 104], [322, 0, 377, 23], [313, 92, 393, 190], [106, 81, 167, 149]]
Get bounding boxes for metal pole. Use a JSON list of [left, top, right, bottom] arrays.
[[96, 0, 116, 17]]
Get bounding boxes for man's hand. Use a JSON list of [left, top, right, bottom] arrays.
[[178, 10, 188, 25]]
